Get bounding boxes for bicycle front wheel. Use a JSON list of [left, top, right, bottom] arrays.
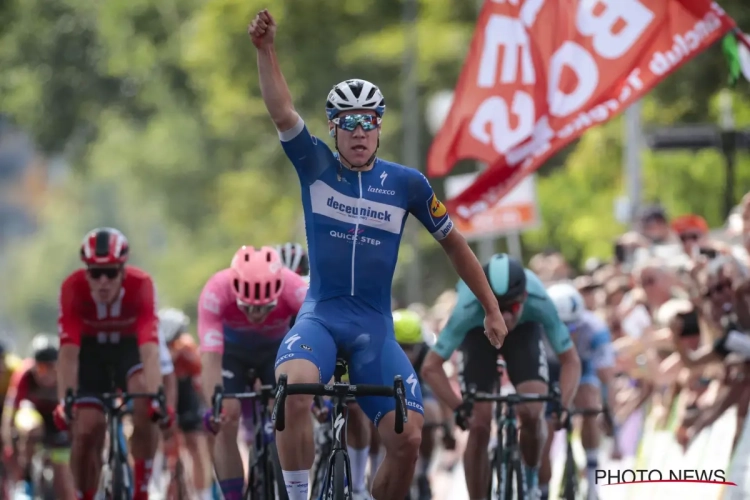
[[269, 442, 289, 500], [561, 443, 578, 500], [332, 450, 348, 500]]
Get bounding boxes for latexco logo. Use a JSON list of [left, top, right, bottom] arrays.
[[330, 229, 381, 246], [595, 469, 734, 486], [367, 186, 396, 195], [326, 197, 392, 222]]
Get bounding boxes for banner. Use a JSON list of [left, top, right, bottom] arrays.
[[427, 0, 736, 220], [444, 173, 540, 239]]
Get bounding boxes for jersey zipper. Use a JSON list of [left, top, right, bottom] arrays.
[[351, 172, 363, 295]]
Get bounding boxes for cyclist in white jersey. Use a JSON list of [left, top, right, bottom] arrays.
[[248, 9, 508, 500], [545, 283, 618, 500]]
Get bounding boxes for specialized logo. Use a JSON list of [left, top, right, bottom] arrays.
[[367, 186, 396, 196], [329, 228, 382, 246], [380, 171, 388, 186], [310, 181, 405, 234], [429, 194, 447, 218], [285, 333, 301, 351], [406, 373, 418, 397], [333, 413, 345, 442], [326, 197, 392, 221]]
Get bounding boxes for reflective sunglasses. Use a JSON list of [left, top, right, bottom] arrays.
[[498, 300, 523, 315], [236, 299, 277, 316], [332, 114, 381, 132], [87, 267, 121, 280]]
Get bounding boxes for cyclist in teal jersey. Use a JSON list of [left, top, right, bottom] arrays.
[[421, 254, 581, 500], [248, 10, 508, 500]]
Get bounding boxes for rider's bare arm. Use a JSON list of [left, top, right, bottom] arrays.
[[439, 230, 500, 316], [200, 353, 223, 404], [557, 347, 581, 410], [420, 350, 463, 411], [58, 345, 79, 401], [163, 372, 178, 410], [140, 343, 163, 393], [257, 47, 300, 133]]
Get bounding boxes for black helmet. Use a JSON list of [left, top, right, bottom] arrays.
[[483, 254, 527, 302], [30, 334, 59, 363]]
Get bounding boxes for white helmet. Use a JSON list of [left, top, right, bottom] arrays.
[[158, 308, 190, 343], [546, 283, 585, 324], [326, 79, 386, 120]]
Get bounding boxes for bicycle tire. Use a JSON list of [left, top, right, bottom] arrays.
[[561, 441, 578, 500], [269, 442, 289, 500], [503, 456, 515, 500], [332, 450, 347, 500], [111, 455, 129, 500], [512, 458, 526, 500]]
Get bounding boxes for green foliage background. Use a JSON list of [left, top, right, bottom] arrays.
[[0, 0, 749, 335]]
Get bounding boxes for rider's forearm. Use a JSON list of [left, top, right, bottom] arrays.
[[421, 352, 463, 411], [257, 46, 299, 132], [58, 345, 80, 401], [163, 372, 178, 410], [200, 352, 223, 403], [1, 408, 15, 447], [559, 354, 581, 409], [139, 343, 162, 393], [443, 233, 498, 314]]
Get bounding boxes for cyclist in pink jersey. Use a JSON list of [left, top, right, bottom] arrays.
[[198, 245, 307, 500]]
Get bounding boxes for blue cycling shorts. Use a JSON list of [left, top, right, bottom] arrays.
[[275, 296, 423, 426]]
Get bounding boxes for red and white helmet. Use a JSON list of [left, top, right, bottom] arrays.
[[80, 228, 129, 265], [230, 246, 284, 306]]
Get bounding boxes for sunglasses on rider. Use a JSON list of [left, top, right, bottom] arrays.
[[332, 114, 381, 132], [236, 299, 277, 316], [87, 266, 121, 280], [498, 300, 523, 315]]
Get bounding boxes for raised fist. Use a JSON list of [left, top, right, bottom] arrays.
[[248, 9, 277, 49]]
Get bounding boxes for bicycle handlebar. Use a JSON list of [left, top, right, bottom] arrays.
[[461, 383, 561, 420], [64, 386, 167, 422], [272, 374, 408, 434], [211, 384, 275, 422]]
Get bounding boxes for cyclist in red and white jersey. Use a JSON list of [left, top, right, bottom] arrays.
[[55, 227, 174, 500], [199, 245, 307, 500]]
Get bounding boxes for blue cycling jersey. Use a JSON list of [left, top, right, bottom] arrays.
[[433, 267, 574, 359], [275, 118, 453, 424], [280, 119, 454, 313], [570, 310, 615, 386]]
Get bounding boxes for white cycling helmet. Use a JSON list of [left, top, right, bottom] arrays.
[[546, 282, 585, 324], [158, 308, 190, 343], [326, 79, 386, 120]]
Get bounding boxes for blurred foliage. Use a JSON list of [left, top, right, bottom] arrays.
[[0, 0, 749, 334]]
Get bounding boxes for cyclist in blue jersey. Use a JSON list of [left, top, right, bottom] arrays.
[[248, 10, 508, 500], [543, 283, 618, 500], [421, 254, 581, 500]]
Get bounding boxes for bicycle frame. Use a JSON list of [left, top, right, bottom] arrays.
[[211, 383, 279, 500], [559, 407, 607, 500], [463, 383, 561, 500], [273, 358, 408, 500], [64, 388, 167, 499]]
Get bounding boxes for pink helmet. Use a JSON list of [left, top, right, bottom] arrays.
[[230, 246, 284, 306]]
